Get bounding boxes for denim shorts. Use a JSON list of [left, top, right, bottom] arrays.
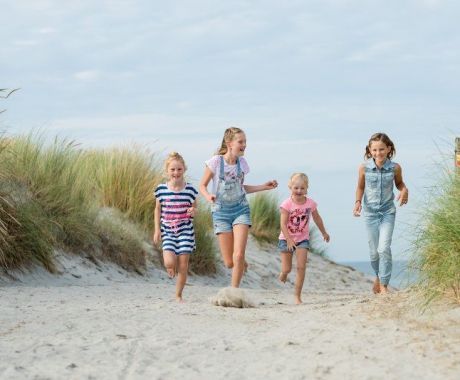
[[278, 239, 310, 253], [212, 200, 251, 234]]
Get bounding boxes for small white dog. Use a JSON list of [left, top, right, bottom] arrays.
[[210, 287, 255, 308]]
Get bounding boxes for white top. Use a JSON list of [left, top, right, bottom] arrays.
[[204, 155, 250, 194]]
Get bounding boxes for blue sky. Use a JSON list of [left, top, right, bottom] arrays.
[[2, 0, 459, 261]]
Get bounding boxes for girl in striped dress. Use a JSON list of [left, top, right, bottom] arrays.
[[153, 152, 198, 302]]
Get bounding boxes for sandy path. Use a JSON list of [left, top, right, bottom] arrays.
[[1, 281, 459, 380]]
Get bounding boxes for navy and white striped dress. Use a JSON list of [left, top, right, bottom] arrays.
[[154, 183, 198, 255]]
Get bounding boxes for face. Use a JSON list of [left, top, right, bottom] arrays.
[[369, 140, 391, 163], [290, 178, 308, 198], [227, 132, 246, 156], [167, 159, 185, 181]]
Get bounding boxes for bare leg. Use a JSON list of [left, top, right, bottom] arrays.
[[217, 232, 234, 268], [175, 254, 190, 302], [279, 252, 292, 283], [163, 251, 177, 278], [231, 224, 249, 288], [294, 249, 308, 304], [373, 277, 381, 294]]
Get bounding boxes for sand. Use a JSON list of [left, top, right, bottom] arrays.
[[1, 237, 459, 380]]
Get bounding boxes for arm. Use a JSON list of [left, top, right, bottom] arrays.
[[312, 209, 330, 242], [187, 199, 198, 218], [394, 164, 408, 206], [353, 164, 365, 217], [280, 208, 296, 250], [244, 180, 278, 194], [153, 199, 161, 245], [199, 167, 216, 203]]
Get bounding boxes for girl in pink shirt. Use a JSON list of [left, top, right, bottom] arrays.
[[278, 173, 330, 304]]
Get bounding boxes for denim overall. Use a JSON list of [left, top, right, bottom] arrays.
[[363, 158, 396, 285], [211, 156, 250, 234]]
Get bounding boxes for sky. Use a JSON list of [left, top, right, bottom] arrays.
[[1, 0, 459, 262]]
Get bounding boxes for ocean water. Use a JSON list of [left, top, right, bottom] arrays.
[[340, 260, 418, 289]]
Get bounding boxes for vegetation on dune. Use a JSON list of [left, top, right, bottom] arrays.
[[410, 161, 460, 306]]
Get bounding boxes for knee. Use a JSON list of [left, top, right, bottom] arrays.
[[296, 265, 306, 273], [223, 259, 234, 269], [233, 251, 245, 263]]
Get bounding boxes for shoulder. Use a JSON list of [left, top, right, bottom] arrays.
[[154, 183, 168, 198], [205, 155, 220, 172], [307, 198, 317, 209], [239, 156, 250, 173], [280, 197, 292, 210], [185, 183, 199, 195]]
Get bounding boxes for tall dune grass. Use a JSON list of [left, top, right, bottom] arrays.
[[0, 133, 217, 275], [81, 146, 162, 231], [249, 192, 280, 244], [190, 204, 216, 274], [410, 165, 460, 305]]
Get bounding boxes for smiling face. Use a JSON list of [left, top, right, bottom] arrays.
[[227, 132, 246, 157], [369, 140, 392, 166], [166, 159, 185, 182], [289, 177, 308, 200]]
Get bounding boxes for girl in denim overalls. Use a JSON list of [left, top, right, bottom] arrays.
[[200, 127, 278, 288], [353, 133, 409, 294]]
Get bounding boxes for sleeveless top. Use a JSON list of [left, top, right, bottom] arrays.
[[363, 158, 397, 214]]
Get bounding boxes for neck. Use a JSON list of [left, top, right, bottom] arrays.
[[291, 194, 306, 203], [223, 152, 237, 164], [168, 178, 185, 189]]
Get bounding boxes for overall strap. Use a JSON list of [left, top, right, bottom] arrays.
[[236, 157, 242, 176], [219, 155, 225, 180]]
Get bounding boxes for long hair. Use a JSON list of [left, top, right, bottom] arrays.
[[364, 132, 396, 159], [217, 127, 244, 155]]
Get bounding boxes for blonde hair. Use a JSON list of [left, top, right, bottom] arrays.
[[288, 172, 309, 188], [164, 151, 187, 173], [217, 127, 245, 155]]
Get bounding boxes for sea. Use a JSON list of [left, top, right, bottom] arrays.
[[340, 260, 419, 289]]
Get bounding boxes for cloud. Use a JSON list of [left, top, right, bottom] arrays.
[[346, 40, 402, 62], [73, 70, 100, 81]]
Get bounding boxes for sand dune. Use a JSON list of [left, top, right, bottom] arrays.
[[1, 238, 459, 380]]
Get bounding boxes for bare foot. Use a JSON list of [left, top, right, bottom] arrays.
[[278, 272, 288, 283], [176, 296, 184, 303], [379, 284, 389, 294], [372, 278, 381, 294], [295, 296, 303, 305]]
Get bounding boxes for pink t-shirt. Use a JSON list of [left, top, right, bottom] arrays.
[[205, 155, 250, 195], [278, 197, 317, 242]]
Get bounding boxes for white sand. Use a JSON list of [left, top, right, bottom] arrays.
[[1, 238, 459, 380]]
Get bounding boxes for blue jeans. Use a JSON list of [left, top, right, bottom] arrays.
[[364, 211, 395, 285]]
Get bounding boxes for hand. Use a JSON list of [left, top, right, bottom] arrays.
[[205, 193, 216, 203], [153, 231, 161, 246], [353, 202, 362, 217], [287, 238, 296, 251], [322, 232, 330, 243], [187, 207, 196, 217], [265, 180, 278, 190], [396, 188, 409, 206]]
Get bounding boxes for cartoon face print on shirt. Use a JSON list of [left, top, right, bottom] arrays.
[[288, 208, 311, 234]]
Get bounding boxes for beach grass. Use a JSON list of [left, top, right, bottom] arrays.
[[249, 192, 280, 244], [190, 204, 217, 274], [0, 133, 220, 275], [410, 163, 460, 305]]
